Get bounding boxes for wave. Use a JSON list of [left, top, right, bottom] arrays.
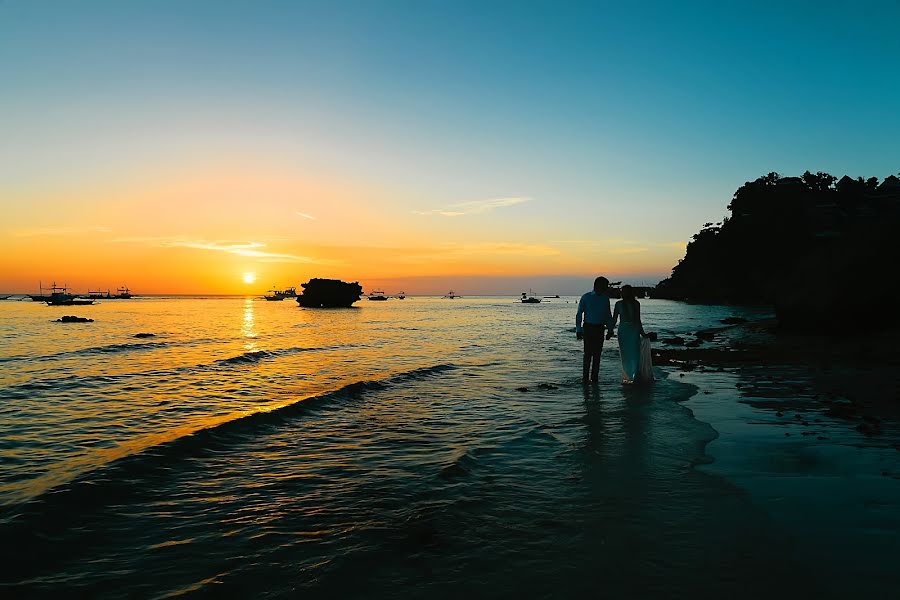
[[0, 344, 357, 396], [0, 363, 455, 516], [0, 341, 171, 364], [0, 336, 228, 364], [212, 345, 349, 366]]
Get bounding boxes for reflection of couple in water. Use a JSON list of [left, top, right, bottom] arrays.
[[575, 276, 654, 385]]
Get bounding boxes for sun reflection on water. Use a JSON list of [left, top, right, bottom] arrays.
[[242, 297, 257, 350]]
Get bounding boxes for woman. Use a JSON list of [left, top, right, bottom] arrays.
[[611, 285, 653, 384]]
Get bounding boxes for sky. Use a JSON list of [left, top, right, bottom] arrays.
[[2, 0, 898, 295]]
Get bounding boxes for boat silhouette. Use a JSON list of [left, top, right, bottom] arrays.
[[264, 285, 296, 301], [41, 283, 94, 306]]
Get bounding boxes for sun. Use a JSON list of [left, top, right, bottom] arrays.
[[242, 272, 256, 285]]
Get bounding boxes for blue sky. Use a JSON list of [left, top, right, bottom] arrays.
[[1, 0, 898, 292]]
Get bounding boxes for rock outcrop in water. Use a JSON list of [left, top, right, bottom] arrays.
[[295, 278, 363, 308], [655, 171, 900, 332]]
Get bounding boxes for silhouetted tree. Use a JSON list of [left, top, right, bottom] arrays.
[[656, 171, 900, 331]]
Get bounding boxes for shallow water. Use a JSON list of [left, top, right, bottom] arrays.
[[0, 297, 842, 596]]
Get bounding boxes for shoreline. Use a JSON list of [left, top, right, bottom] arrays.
[[655, 320, 900, 596]]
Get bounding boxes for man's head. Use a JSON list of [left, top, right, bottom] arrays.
[[593, 276, 609, 294]]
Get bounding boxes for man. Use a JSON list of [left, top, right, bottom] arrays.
[[575, 276, 615, 383]]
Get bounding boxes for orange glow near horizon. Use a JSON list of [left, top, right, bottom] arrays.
[[0, 164, 684, 295]]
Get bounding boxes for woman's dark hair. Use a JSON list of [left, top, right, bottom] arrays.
[[621, 285, 639, 320]]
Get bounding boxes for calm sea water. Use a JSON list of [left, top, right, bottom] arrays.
[[1, 296, 799, 597]]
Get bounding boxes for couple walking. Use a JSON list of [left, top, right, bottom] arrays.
[[575, 276, 653, 385]]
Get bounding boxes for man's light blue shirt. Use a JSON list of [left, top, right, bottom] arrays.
[[575, 291, 614, 333]]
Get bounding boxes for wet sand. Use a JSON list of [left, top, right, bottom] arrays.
[[654, 319, 900, 596]]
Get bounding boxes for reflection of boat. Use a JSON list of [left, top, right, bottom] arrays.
[[442, 291, 460, 299], [397, 291, 406, 299], [367, 290, 388, 301], [521, 290, 542, 304], [48, 297, 95, 306]]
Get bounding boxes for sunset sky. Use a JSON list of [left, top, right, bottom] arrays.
[[2, 1, 898, 294]]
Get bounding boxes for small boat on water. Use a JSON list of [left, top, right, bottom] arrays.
[[87, 286, 136, 299], [43, 284, 94, 306], [442, 291, 460, 299], [521, 290, 542, 304], [30, 282, 87, 304], [29, 281, 61, 302], [543, 294, 560, 299], [112, 286, 134, 299], [264, 286, 296, 301], [367, 290, 388, 301], [397, 291, 406, 299]]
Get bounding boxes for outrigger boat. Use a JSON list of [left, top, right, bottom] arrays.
[[520, 290, 541, 304], [442, 291, 460, 299], [264, 286, 297, 301], [367, 290, 388, 301], [112, 286, 134, 299], [43, 284, 94, 306], [87, 286, 135, 300], [30, 281, 83, 303]]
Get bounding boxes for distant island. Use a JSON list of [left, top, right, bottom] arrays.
[[295, 278, 363, 308], [655, 172, 900, 331]]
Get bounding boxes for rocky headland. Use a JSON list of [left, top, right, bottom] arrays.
[[654, 172, 900, 332]]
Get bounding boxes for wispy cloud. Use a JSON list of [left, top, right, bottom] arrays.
[[392, 241, 560, 263], [13, 226, 111, 237], [295, 211, 317, 220], [413, 196, 529, 217], [110, 236, 320, 264]]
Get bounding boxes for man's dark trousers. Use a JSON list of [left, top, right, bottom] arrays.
[[582, 323, 605, 383]]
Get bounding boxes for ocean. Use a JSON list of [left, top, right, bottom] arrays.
[[0, 296, 892, 597]]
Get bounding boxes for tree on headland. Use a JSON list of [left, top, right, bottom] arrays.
[[656, 171, 900, 331]]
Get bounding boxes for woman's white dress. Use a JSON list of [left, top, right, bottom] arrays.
[[614, 301, 654, 384]]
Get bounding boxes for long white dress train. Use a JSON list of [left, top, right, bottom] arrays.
[[618, 320, 642, 383], [614, 299, 654, 384]]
